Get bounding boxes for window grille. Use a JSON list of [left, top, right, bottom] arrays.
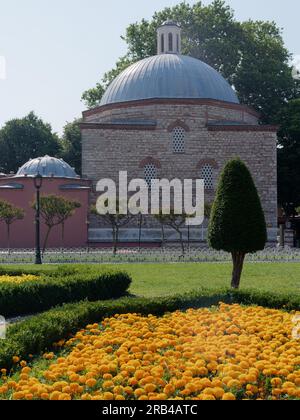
[[172, 127, 185, 153], [201, 164, 214, 190]]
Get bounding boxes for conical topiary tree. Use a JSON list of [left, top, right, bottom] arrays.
[[208, 159, 267, 289]]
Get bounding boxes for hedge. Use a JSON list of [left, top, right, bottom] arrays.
[[0, 265, 132, 317], [0, 288, 299, 371]]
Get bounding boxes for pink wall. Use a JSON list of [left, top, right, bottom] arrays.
[[0, 176, 91, 249]]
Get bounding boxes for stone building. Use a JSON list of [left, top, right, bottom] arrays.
[[81, 21, 278, 245]]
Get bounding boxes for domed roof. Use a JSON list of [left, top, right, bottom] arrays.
[[100, 54, 239, 106], [16, 156, 79, 178]]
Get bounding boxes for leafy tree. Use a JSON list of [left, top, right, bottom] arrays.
[[154, 210, 189, 256], [0, 200, 24, 251], [81, 57, 132, 109], [277, 99, 300, 214], [61, 119, 82, 175], [33, 195, 81, 252], [0, 112, 61, 174], [91, 201, 133, 255], [82, 0, 299, 123], [204, 202, 213, 220], [208, 159, 267, 289]]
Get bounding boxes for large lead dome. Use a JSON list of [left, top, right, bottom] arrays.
[[100, 54, 239, 107]]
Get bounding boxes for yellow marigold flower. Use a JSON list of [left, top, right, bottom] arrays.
[[213, 387, 225, 399], [271, 378, 282, 387], [143, 383, 156, 394], [222, 393, 236, 401], [103, 392, 114, 400], [198, 394, 216, 400], [86, 379, 97, 388], [115, 395, 126, 401]]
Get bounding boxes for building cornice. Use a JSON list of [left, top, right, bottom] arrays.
[[82, 98, 260, 119], [207, 124, 279, 132], [79, 122, 157, 131]]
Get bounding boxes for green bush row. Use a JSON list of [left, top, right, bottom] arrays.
[[0, 266, 132, 317], [0, 288, 299, 371]]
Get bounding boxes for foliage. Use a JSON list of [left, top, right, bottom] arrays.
[[60, 120, 82, 175], [0, 287, 299, 372], [0, 265, 131, 318], [277, 99, 300, 212], [81, 0, 299, 123], [33, 195, 81, 252], [0, 112, 61, 174], [154, 210, 189, 255], [0, 274, 39, 284], [0, 200, 24, 249], [204, 202, 213, 219], [208, 159, 267, 288], [91, 201, 133, 255]]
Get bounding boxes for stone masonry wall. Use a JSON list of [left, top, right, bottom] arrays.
[[82, 103, 277, 236]]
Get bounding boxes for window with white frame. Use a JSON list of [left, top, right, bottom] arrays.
[[172, 127, 185, 153], [201, 164, 214, 190], [144, 164, 157, 187]]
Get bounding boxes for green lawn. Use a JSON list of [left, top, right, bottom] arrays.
[[2, 262, 300, 298], [119, 262, 300, 297]]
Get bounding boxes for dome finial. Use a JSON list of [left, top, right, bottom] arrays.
[[157, 20, 181, 55]]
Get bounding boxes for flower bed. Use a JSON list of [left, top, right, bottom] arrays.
[[0, 275, 40, 284], [1, 304, 300, 400]]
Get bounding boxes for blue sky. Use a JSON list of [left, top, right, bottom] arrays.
[[0, 0, 299, 134]]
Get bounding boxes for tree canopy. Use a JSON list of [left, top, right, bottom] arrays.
[[35, 195, 81, 252], [277, 99, 300, 212], [0, 112, 61, 174], [60, 119, 82, 175], [208, 159, 267, 288], [82, 0, 299, 123], [0, 200, 25, 249]]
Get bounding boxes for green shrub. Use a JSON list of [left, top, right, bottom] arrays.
[[0, 265, 131, 317], [0, 288, 299, 371], [208, 159, 267, 289]]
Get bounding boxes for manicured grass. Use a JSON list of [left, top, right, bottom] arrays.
[[5, 262, 300, 298], [122, 262, 300, 297]]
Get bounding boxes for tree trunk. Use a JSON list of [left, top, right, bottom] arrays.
[[43, 227, 52, 255], [6, 223, 10, 254], [61, 222, 65, 253], [161, 225, 165, 250], [138, 214, 142, 251], [178, 230, 185, 257], [112, 227, 116, 255], [113, 226, 119, 256], [231, 252, 246, 289]]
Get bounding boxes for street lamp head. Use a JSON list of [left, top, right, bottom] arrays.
[[33, 173, 43, 189]]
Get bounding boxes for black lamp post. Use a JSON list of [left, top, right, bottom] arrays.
[[33, 174, 43, 265]]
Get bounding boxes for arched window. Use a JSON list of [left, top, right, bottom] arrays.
[[161, 34, 165, 53], [201, 164, 214, 190], [172, 127, 185, 153], [144, 164, 157, 187], [168, 33, 173, 51], [176, 34, 180, 52]]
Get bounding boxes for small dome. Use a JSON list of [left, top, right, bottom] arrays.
[[16, 156, 78, 178], [160, 20, 181, 27], [100, 54, 239, 106]]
